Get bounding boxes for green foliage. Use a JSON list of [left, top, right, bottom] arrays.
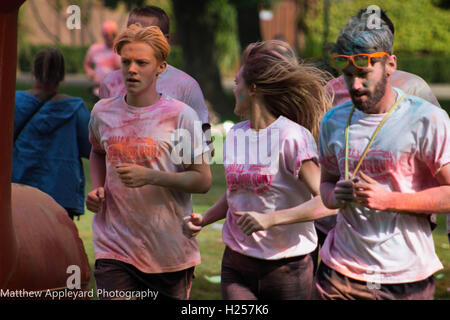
[[302, 0, 450, 82], [396, 54, 450, 83], [18, 42, 185, 78], [207, 0, 241, 75], [304, 0, 450, 55], [103, 0, 145, 10], [305, 0, 450, 54], [18, 44, 89, 74], [432, 0, 450, 9], [166, 44, 184, 70], [229, 0, 278, 8]]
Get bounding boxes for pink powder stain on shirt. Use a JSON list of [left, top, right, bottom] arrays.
[[88, 94, 204, 273], [106, 136, 161, 166], [225, 169, 274, 194], [222, 117, 319, 260], [318, 89, 448, 283]]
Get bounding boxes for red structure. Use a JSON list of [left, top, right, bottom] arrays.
[[0, 1, 90, 298]]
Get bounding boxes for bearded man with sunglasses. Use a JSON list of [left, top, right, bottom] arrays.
[[314, 9, 441, 250], [315, 11, 450, 300], [324, 9, 440, 109]]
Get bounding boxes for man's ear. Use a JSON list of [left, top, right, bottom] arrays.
[[386, 54, 397, 77], [157, 61, 167, 77]]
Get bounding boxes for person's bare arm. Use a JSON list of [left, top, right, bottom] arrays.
[[116, 155, 212, 194], [86, 149, 106, 212], [234, 160, 337, 235], [183, 193, 228, 238], [354, 164, 450, 214]]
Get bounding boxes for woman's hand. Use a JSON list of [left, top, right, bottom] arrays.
[[234, 211, 275, 235], [183, 213, 204, 238]]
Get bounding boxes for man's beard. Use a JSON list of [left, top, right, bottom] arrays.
[[350, 71, 387, 113]]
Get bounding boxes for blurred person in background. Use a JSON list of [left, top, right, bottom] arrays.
[[13, 47, 91, 220], [84, 20, 121, 100]]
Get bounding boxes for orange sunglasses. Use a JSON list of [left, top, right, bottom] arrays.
[[332, 52, 391, 70]]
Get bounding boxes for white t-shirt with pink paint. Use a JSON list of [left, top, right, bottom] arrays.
[[318, 87, 448, 284], [317, 71, 441, 234], [222, 116, 319, 260], [85, 43, 121, 82], [89, 94, 206, 273], [98, 65, 210, 124]]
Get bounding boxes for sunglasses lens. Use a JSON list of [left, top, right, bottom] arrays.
[[353, 55, 370, 68], [333, 57, 349, 70]]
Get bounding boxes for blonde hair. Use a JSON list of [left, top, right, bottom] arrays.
[[241, 40, 332, 141], [113, 24, 170, 61]]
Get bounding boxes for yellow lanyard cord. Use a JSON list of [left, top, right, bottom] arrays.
[[344, 93, 406, 180]]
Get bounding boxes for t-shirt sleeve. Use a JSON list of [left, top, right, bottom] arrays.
[[418, 109, 450, 176], [415, 83, 441, 107], [318, 114, 340, 176], [98, 78, 110, 99], [175, 107, 210, 167], [283, 127, 319, 178], [88, 108, 105, 154], [182, 80, 210, 125]]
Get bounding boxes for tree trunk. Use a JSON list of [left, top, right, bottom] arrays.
[[232, 1, 262, 52], [171, 0, 233, 119]]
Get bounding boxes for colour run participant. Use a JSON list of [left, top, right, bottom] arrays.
[[98, 5, 210, 127], [185, 40, 336, 300], [315, 8, 442, 248], [13, 48, 91, 220], [316, 11, 450, 300], [86, 25, 211, 300], [83, 20, 121, 98]]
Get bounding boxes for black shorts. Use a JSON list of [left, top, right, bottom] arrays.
[[94, 259, 195, 300]]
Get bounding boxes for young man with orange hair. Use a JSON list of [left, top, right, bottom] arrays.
[[86, 25, 211, 300], [99, 6, 210, 128]]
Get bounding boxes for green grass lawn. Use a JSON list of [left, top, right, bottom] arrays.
[[16, 81, 450, 299]]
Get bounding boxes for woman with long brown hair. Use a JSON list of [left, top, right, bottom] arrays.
[[185, 40, 336, 300]]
